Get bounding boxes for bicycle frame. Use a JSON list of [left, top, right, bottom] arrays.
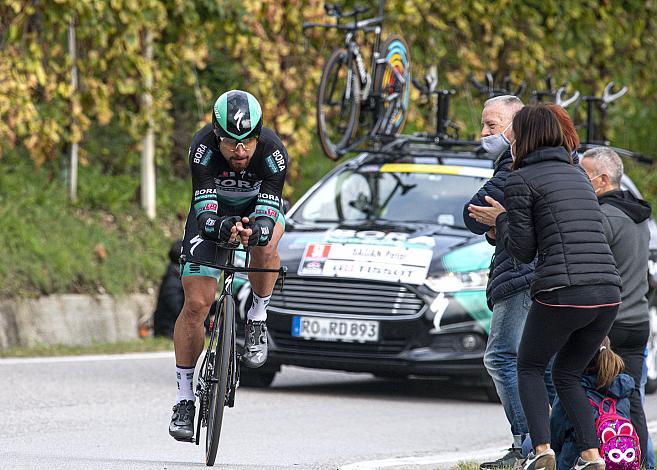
[[343, 24, 382, 102]]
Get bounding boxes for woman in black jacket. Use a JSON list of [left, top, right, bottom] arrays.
[[471, 105, 621, 470]]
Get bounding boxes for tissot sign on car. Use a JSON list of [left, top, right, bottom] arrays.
[[298, 231, 434, 285]]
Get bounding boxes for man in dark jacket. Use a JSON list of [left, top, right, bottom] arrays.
[[463, 95, 539, 468], [153, 240, 185, 338], [581, 147, 652, 465]]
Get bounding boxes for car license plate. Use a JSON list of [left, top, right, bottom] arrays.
[[291, 316, 379, 342]]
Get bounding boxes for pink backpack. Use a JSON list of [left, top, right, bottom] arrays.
[[589, 397, 640, 470]]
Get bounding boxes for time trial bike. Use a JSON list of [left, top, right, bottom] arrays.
[[304, 1, 411, 159], [180, 243, 286, 466]]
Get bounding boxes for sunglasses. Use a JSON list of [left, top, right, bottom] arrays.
[[215, 132, 258, 152]]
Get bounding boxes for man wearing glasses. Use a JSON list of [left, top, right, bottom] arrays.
[[169, 90, 287, 441]]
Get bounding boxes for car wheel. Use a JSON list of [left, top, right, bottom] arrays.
[[485, 384, 502, 403], [645, 304, 657, 394], [240, 369, 277, 388]]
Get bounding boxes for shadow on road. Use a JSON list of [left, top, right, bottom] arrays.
[[261, 369, 494, 404]]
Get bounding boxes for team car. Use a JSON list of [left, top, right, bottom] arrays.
[[231, 137, 657, 399]]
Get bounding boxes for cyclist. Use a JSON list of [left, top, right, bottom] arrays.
[[169, 90, 288, 441]]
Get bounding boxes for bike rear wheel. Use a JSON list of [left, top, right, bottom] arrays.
[[317, 47, 361, 160], [373, 34, 411, 136], [205, 295, 235, 466]]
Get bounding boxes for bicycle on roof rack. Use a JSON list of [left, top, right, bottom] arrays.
[[303, 1, 411, 160], [577, 81, 628, 145], [468, 72, 526, 99], [411, 71, 461, 141], [179, 243, 286, 466], [530, 75, 580, 108]]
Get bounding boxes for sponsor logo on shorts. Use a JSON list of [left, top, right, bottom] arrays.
[[190, 235, 204, 256]]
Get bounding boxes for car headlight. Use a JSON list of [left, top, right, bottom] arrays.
[[424, 269, 489, 293]]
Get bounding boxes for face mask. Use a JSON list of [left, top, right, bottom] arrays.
[[481, 123, 511, 154], [589, 174, 603, 194], [510, 140, 517, 161]]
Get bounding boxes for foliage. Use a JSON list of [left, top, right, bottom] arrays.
[[0, 152, 188, 297], [2, 0, 657, 297], [2, 0, 656, 180], [388, 0, 657, 155]]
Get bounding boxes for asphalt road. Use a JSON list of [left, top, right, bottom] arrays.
[[1, 352, 655, 470]]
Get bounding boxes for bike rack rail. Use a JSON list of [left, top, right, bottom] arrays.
[[469, 72, 526, 98], [580, 81, 629, 145], [531, 75, 580, 108]]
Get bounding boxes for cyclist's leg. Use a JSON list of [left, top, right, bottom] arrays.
[[170, 211, 222, 440], [175, 209, 222, 368], [174, 276, 217, 367], [248, 219, 285, 304], [241, 218, 284, 368]]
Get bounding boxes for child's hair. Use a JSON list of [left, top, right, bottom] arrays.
[[587, 336, 625, 390]]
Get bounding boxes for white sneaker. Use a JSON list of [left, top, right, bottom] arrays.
[[513, 448, 556, 470]]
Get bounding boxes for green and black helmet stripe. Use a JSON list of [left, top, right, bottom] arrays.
[[212, 90, 263, 140]]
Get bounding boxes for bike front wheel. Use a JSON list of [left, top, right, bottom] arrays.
[[205, 294, 235, 466], [317, 47, 361, 160], [373, 34, 411, 136]]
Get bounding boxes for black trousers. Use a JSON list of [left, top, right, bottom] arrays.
[[608, 321, 650, 466], [517, 301, 617, 451]]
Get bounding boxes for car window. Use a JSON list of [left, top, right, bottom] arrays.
[[295, 168, 487, 228]]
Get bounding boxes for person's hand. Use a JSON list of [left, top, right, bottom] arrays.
[[487, 227, 496, 240], [235, 216, 252, 247], [468, 196, 506, 226], [243, 219, 271, 246], [217, 216, 243, 243]]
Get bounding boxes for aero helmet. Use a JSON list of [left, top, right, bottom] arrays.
[[212, 90, 263, 140]]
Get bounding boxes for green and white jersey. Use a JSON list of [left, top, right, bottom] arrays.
[[187, 125, 288, 224]]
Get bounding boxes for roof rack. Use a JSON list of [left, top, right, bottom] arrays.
[[578, 143, 652, 165], [345, 133, 496, 167]]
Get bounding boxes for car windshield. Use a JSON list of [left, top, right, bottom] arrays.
[[293, 167, 489, 228]]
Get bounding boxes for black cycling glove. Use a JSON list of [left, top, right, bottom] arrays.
[[244, 218, 274, 246], [198, 213, 242, 242]]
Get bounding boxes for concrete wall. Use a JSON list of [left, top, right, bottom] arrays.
[[0, 294, 155, 350]]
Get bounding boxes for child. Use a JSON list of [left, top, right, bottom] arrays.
[[550, 336, 635, 470]]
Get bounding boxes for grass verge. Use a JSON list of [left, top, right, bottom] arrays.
[[0, 337, 174, 358]]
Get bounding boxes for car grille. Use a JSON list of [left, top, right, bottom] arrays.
[[270, 330, 407, 356], [269, 275, 426, 317]]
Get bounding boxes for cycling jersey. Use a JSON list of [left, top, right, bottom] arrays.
[[189, 124, 287, 223], [181, 124, 288, 278]]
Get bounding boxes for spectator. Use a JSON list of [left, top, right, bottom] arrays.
[[550, 337, 634, 470], [470, 104, 621, 470], [581, 147, 652, 467], [641, 347, 656, 469], [153, 240, 184, 338], [546, 104, 579, 156], [463, 95, 545, 469]]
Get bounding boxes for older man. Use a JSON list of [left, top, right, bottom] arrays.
[[581, 147, 652, 467], [463, 95, 539, 468]]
